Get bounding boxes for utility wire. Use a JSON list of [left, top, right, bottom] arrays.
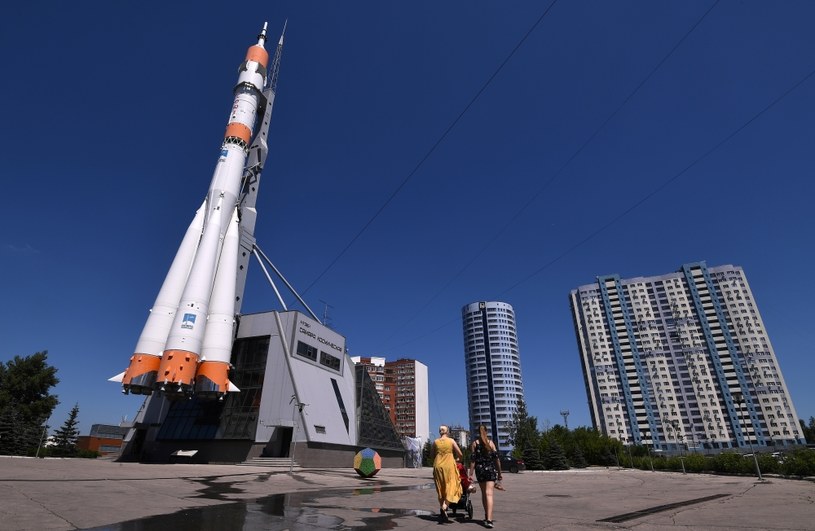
[[501, 65, 815, 295], [299, 0, 560, 296], [394, 63, 815, 350], [384, 0, 720, 344]]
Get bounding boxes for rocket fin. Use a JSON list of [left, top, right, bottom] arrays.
[[109, 371, 126, 383], [227, 380, 240, 393]]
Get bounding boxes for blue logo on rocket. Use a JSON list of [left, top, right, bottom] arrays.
[[181, 313, 196, 330]]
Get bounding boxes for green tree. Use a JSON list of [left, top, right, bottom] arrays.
[[0, 407, 26, 455], [547, 424, 571, 447], [521, 445, 544, 470], [569, 444, 588, 468], [798, 417, 815, 444], [542, 439, 570, 470], [507, 398, 539, 456], [52, 403, 80, 457], [570, 426, 617, 465], [422, 440, 433, 467], [600, 445, 617, 467], [0, 352, 59, 455]]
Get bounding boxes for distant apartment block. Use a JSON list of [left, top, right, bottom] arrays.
[[462, 301, 525, 452], [449, 425, 470, 449], [570, 262, 805, 452], [351, 356, 430, 444]]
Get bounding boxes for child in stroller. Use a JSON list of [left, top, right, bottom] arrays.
[[450, 459, 474, 519]]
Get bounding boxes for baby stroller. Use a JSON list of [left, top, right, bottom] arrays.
[[450, 462, 474, 520]]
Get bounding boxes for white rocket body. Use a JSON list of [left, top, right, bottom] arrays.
[[112, 24, 276, 399]]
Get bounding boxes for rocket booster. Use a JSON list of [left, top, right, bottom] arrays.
[[111, 24, 280, 399]]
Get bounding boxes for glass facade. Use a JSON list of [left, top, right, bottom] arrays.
[[156, 335, 269, 441], [462, 301, 524, 452], [355, 366, 404, 450]]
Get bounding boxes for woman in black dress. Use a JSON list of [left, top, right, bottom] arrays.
[[468, 425, 503, 528]]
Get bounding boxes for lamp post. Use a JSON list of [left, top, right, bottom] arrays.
[[289, 395, 307, 474], [35, 417, 50, 458], [625, 436, 634, 468], [671, 420, 686, 474], [733, 392, 762, 480], [641, 430, 654, 472]]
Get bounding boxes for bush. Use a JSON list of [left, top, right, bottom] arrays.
[[662, 456, 684, 472], [683, 454, 708, 473], [76, 449, 101, 459], [756, 453, 781, 474], [712, 452, 750, 474], [633, 456, 651, 471], [646, 448, 814, 477], [599, 447, 617, 467], [781, 448, 815, 477]]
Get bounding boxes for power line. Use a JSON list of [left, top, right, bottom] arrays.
[[500, 64, 815, 296], [393, 62, 815, 350], [299, 0, 560, 296], [384, 0, 721, 345]]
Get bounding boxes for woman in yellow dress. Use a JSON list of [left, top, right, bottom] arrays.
[[431, 425, 463, 521]]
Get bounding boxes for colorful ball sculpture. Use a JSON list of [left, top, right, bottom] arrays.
[[353, 447, 382, 478]]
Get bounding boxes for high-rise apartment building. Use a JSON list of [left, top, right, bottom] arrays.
[[449, 425, 470, 449], [351, 356, 430, 444], [462, 301, 525, 452], [570, 262, 805, 452]]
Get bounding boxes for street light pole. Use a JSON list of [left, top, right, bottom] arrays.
[[733, 392, 762, 481], [671, 420, 686, 474], [641, 430, 654, 472], [626, 438, 634, 468], [289, 395, 307, 474], [35, 417, 50, 458]]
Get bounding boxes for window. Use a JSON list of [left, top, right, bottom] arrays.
[[296, 341, 318, 361], [319, 351, 341, 372], [331, 378, 350, 433]]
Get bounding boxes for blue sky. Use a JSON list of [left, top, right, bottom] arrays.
[[2, 1, 814, 438]]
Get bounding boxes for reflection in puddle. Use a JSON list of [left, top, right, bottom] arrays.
[[87, 483, 437, 530]]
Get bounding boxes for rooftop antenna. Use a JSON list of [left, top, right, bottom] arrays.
[[320, 299, 334, 328]]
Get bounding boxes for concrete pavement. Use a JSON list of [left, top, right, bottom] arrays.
[[0, 456, 812, 530]]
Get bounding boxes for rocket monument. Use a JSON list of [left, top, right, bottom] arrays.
[[111, 23, 284, 400]]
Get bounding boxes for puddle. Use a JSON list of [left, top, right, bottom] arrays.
[[86, 483, 437, 530]]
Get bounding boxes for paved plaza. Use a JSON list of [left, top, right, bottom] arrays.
[[0, 456, 812, 530]]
